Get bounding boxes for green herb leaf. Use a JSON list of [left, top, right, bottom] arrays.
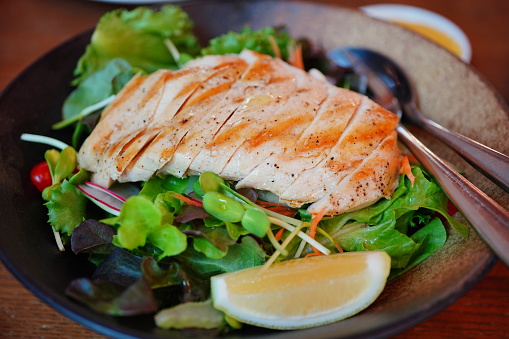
[[111, 196, 161, 250], [149, 224, 188, 260], [46, 180, 88, 236], [179, 237, 265, 278], [107, 195, 187, 259], [63, 58, 132, 121], [153, 191, 183, 225], [73, 5, 200, 85], [140, 175, 192, 201], [53, 147, 77, 183], [202, 26, 295, 60]]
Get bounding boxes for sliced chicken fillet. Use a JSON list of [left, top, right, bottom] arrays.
[[78, 50, 402, 216], [278, 96, 399, 207], [78, 70, 166, 174], [160, 51, 278, 178], [308, 131, 401, 215], [186, 53, 299, 176], [236, 85, 361, 195], [119, 59, 249, 182], [219, 64, 328, 181], [80, 67, 220, 186]]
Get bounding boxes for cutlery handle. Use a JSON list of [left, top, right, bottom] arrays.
[[406, 104, 509, 192], [396, 124, 509, 266]]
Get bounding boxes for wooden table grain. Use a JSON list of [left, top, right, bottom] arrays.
[[1, 0, 508, 337]]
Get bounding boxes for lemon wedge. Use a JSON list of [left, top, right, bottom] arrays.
[[211, 251, 391, 330]]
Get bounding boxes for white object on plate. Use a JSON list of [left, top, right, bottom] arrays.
[[361, 4, 472, 63]]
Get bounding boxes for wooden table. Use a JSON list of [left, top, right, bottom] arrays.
[[1, 0, 508, 337]]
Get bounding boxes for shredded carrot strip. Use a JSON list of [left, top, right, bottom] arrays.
[[400, 155, 415, 186], [304, 252, 323, 258], [290, 43, 304, 70], [274, 227, 285, 241], [309, 207, 327, 254], [406, 153, 419, 165], [172, 193, 203, 208], [334, 242, 344, 253]]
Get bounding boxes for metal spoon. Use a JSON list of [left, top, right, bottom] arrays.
[[327, 47, 509, 266], [327, 47, 509, 193]]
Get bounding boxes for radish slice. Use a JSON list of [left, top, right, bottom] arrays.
[[77, 182, 126, 216], [109, 182, 141, 200], [84, 182, 127, 202]]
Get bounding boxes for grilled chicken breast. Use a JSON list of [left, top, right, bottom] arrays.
[[78, 49, 402, 215]]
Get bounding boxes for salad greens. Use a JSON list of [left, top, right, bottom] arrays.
[[202, 26, 295, 59], [73, 5, 201, 86], [27, 4, 468, 334]]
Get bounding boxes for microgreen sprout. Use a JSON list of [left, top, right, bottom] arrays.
[[21, 133, 70, 150], [51, 95, 116, 130], [202, 191, 245, 222], [196, 172, 331, 264], [164, 38, 184, 69]]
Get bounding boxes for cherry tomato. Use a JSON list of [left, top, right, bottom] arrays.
[[30, 161, 52, 192]]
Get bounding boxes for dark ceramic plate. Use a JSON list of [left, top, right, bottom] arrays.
[[1, 1, 508, 338]]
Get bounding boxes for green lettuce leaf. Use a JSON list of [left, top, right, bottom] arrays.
[[46, 180, 88, 236], [202, 26, 295, 59], [63, 58, 133, 120], [318, 166, 466, 272], [107, 195, 187, 259], [336, 219, 420, 269], [73, 5, 200, 85], [380, 167, 469, 237], [178, 236, 265, 278], [140, 175, 194, 201], [389, 217, 447, 280]]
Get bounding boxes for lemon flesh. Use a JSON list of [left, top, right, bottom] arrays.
[[211, 251, 391, 330]]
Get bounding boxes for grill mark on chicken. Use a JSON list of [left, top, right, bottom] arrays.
[[83, 71, 169, 184], [279, 96, 399, 206], [160, 53, 267, 178], [85, 68, 220, 186], [236, 85, 359, 195], [118, 63, 246, 182], [186, 54, 297, 176], [103, 74, 144, 115], [225, 68, 328, 182], [308, 131, 401, 215]]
